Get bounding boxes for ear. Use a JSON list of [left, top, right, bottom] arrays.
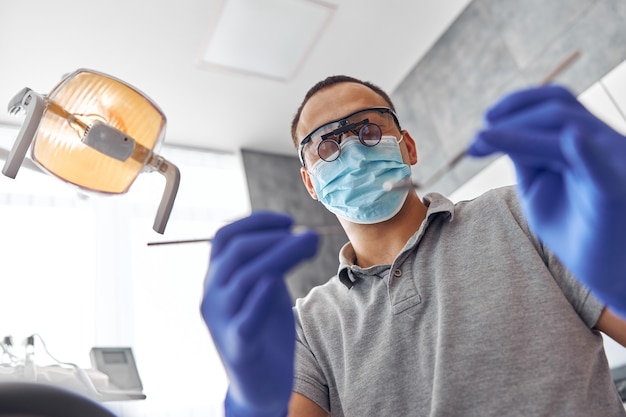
[[401, 130, 418, 165], [300, 166, 318, 200]]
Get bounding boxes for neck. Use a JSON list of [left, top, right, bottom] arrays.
[[340, 192, 427, 268]]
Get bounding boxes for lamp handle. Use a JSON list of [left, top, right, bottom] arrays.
[[148, 155, 180, 234], [3, 88, 46, 178]]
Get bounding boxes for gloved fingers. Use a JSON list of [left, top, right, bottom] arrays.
[[217, 277, 289, 364], [488, 99, 597, 133], [201, 231, 291, 325], [211, 211, 294, 259], [203, 229, 317, 322], [224, 230, 319, 297], [465, 132, 500, 157], [206, 230, 293, 289], [235, 275, 293, 341], [513, 161, 566, 225], [468, 129, 565, 168], [241, 230, 319, 278], [560, 124, 626, 201], [216, 230, 318, 316], [469, 100, 592, 158], [485, 85, 580, 123]]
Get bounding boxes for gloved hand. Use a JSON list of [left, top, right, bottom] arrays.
[[467, 85, 626, 317], [200, 211, 319, 417]]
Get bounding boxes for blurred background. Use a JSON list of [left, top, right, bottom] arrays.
[[1, 0, 626, 416]]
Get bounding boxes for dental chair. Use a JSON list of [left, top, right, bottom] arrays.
[[0, 382, 117, 417]]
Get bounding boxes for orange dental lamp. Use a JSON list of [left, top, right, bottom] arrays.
[[2, 68, 180, 234]]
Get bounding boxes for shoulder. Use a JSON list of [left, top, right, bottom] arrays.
[[456, 185, 519, 207], [453, 185, 525, 222], [444, 185, 545, 254], [294, 276, 346, 317], [293, 276, 350, 349]]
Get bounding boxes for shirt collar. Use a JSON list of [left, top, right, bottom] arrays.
[[337, 191, 455, 289]]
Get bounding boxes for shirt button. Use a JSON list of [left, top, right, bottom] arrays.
[[393, 269, 402, 277]]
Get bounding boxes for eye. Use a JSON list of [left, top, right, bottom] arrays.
[[318, 139, 340, 162], [359, 124, 382, 146]]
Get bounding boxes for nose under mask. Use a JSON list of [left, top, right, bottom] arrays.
[[309, 135, 412, 224]]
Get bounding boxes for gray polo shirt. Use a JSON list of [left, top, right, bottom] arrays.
[[293, 186, 625, 416]]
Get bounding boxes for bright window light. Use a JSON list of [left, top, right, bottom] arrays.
[[0, 124, 250, 416]]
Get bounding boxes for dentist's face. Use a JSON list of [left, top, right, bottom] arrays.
[[297, 82, 417, 199]]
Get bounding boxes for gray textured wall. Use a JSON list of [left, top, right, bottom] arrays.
[[393, 0, 626, 195], [240, 149, 348, 302], [241, 0, 626, 301]]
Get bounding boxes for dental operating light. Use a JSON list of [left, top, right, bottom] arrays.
[[2, 68, 180, 234]]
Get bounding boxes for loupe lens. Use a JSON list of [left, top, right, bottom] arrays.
[[318, 139, 340, 162], [359, 124, 381, 146]]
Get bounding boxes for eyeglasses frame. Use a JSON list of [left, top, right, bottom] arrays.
[[298, 106, 402, 167]]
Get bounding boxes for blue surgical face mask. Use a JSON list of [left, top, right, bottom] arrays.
[[308, 135, 412, 224]]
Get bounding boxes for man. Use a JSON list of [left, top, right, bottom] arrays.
[[201, 75, 626, 416]]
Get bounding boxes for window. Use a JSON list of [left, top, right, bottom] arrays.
[[0, 125, 249, 416]]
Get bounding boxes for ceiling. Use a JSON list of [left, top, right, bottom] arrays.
[[0, 0, 471, 158]]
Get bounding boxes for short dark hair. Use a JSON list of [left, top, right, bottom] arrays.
[[290, 75, 396, 149]]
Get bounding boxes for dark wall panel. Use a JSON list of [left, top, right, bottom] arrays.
[[241, 149, 347, 302], [392, 0, 626, 195]]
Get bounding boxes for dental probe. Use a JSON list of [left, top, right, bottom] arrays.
[[384, 49, 581, 192], [146, 224, 344, 246]]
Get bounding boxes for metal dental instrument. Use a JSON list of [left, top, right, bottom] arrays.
[[384, 50, 582, 192], [146, 224, 344, 246]]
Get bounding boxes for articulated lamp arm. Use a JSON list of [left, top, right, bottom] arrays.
[[3, 88, 45, 178]]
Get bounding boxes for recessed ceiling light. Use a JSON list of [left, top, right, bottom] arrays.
[[199, 0, 337, 81]]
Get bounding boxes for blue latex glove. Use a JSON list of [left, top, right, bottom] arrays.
[[200, 211, 319, 417], [468, 85, 626, 317]]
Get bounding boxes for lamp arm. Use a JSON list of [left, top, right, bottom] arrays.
[[147, 155, 180, 234], [3, 88, 46, 178]]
